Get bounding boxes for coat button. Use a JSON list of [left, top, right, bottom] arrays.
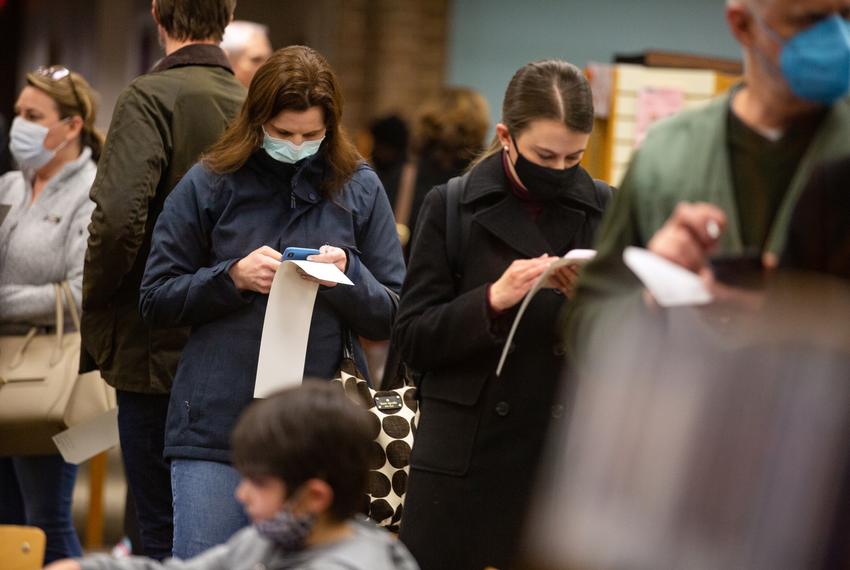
[[308, 192, 318, 201], [551, 404, 565, 419], [553, 343, 567, 356], [494, 401, 510, 417]]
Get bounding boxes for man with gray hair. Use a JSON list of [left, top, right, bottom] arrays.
[[566, 0, 850, 358], [221, 20, 272, 87]]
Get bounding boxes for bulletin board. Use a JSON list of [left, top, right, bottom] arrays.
[[583, 64, 740, 186]]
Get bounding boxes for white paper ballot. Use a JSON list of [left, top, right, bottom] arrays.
[[290, 260, 354, 286], [542, 249, 596, 288], [52, 408, 119, 465], [623, 246, 713, 308], [254, 260, 354, 398], [496, 250, 596, 377]]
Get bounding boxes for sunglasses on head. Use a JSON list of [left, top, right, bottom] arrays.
[[35, 65, 84, 118]]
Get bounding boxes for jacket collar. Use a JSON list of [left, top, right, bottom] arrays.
[[463, 153, 596, 258], [23, 146, 93, 187], [151, 44, 233, 74], [462, 152, 604, 213], [249, 149, 327, 204]]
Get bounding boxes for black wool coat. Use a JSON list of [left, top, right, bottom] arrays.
[[393, 153, 611, 570]]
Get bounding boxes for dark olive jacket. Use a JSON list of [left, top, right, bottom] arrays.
[[80, 45, 245, 393], [393, 153, 612, 570]]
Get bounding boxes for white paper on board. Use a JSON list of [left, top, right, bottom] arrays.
[[253, 260, 354, 398], [52, 408, 119, 465], [623, 246, 713, 308], [495, 250, 596, 377]]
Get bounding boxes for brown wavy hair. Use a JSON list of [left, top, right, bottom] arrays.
[[204, 46, 361, 197], [27, 68, 105, 163], [411, 86, 489, 171]]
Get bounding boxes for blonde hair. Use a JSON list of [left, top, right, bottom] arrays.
[[26, 69, 105, 162]]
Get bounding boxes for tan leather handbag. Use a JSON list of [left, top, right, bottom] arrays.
[[0, 282, 116, 456]]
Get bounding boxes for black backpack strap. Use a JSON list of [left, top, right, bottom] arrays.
[[444, 171, 472, 282]]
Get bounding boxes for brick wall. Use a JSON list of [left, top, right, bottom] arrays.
[[330, 0, 450, 133]]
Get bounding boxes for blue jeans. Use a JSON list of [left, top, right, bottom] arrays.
[[171, 459, 249, 559], [0, 454, 82, 563], [116, 389, 173, 560]]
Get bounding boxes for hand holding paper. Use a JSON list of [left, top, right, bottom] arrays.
[[254, 256, 353, 398], [229, 245, 282, 294], [542, 249, 596, 291], [495, 249, 596, 376], [489, 255, 554, 312], [646, 202, 726, 274], [623, 246, 712, 307], [302, 245, 349, 287]]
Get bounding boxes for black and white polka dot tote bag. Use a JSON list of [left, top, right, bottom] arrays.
[[332, 337, 419, 532]]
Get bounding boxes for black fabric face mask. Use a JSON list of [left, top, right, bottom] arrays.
[[511, 134, 579, 202]]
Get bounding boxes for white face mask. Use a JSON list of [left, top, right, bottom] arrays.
[[9, 117, 70, 171], [262, 127, 325, 164]]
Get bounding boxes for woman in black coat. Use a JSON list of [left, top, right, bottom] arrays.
[[393, 60, 612, 570]]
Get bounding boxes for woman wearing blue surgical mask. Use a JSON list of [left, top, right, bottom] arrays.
[[0, 66, 103, 563], [138, 46, 405, 558]]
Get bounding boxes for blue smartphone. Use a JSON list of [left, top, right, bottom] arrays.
[[282, 246, 321, 261]]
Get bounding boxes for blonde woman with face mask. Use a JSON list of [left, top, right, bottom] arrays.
[[0, 65, 103, 564]]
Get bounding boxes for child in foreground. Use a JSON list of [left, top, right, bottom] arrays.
[[46, 382, 419, 570]]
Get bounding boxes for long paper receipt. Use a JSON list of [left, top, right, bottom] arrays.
[[496, 250, 596, 376], [254, 260, 353, 398], [623, 246, 713, 307]]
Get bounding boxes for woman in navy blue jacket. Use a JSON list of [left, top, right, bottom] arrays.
[[139, 46, 405, 559]]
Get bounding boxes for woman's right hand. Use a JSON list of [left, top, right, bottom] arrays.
[[228, 246, 282, 294], [488, 255, 554, 312]]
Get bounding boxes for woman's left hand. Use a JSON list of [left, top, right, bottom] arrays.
[[302, 245, 348, 287], [549, 264, 581, 299]]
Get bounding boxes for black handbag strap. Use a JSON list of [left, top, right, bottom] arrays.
[[342, 328, 356, 362]]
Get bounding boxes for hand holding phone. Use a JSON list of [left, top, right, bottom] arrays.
[[709, 252, 765, 290], [282, 247, 321, 261]]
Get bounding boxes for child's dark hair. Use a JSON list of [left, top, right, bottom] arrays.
[[231, 381, 373, 521]]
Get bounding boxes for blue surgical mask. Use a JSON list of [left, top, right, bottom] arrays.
[[9, 117, 70, 171], [759, 14, 850, 104], [262, 128, 325, 164]]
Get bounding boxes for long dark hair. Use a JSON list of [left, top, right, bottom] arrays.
[[204, 46, 362, 198], [472, 59, 594, 167]]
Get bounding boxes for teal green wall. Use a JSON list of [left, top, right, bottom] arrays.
[[447, 0, 741, 128]]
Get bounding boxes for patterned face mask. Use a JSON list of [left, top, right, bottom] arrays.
[[254, 502, 317, 552]]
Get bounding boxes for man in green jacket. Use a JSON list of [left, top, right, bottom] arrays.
[[566, 0, 850, 360], [80, 0, 245, 560]]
